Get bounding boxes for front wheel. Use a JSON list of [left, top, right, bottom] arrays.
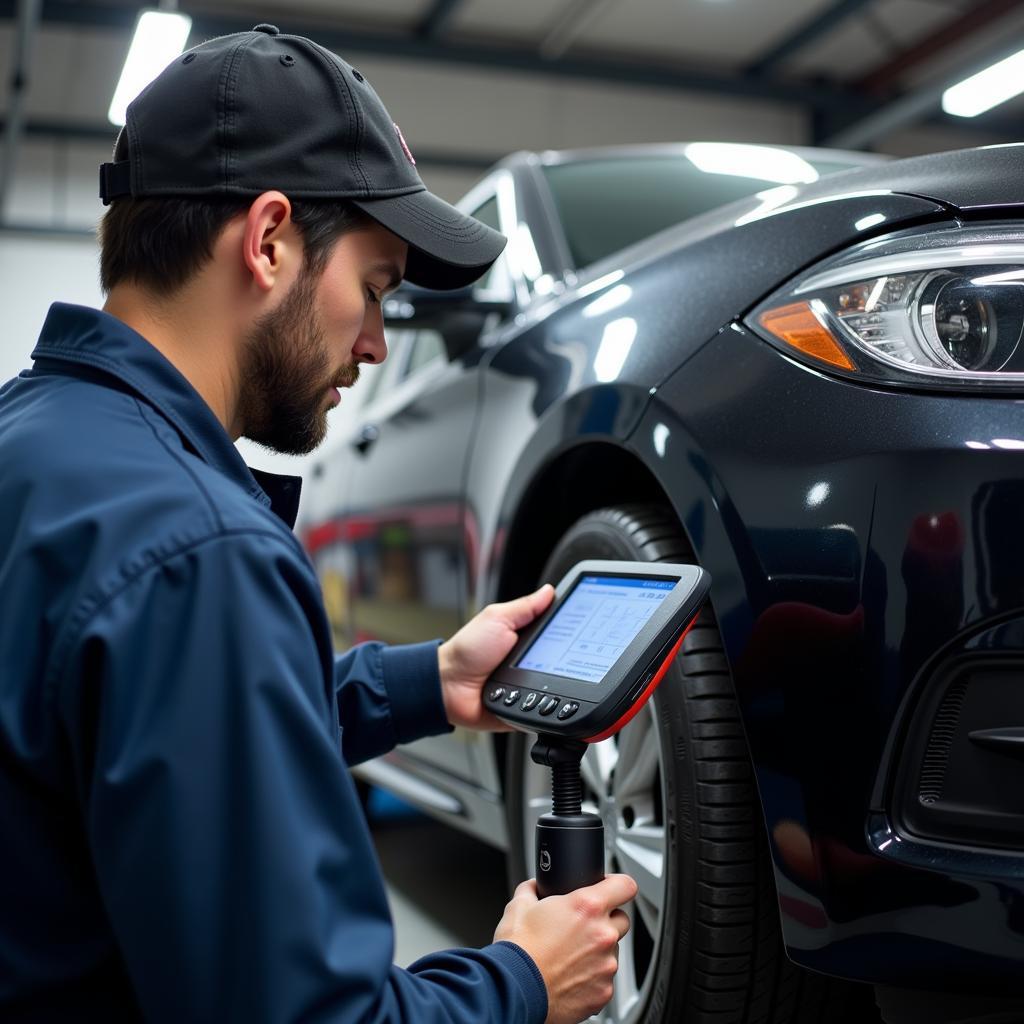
[[504, 504, 880, 1024]]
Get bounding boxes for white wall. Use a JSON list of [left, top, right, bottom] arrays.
[[0, 231, 323, 479], [0, 234, 103, 385]]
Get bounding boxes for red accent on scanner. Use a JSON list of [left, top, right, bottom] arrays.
[[583, 616, 697, 743]]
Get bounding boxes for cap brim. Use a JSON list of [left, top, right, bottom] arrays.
[[352, 189, 506, 291]]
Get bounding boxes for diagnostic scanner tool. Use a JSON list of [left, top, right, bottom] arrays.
[[486, 560, 710, 897], [486, 560, 710, 742]]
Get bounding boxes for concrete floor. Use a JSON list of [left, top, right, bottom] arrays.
[[368, 802, 512, 967]]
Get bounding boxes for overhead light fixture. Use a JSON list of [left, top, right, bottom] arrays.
[[108, 8, 193, 126], [942, 47, 1024, 118]]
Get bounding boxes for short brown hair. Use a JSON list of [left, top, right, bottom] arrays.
[[99, 195, 371, 296]]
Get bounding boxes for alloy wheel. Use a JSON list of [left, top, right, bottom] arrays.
[[520, 703, 667, 1023]]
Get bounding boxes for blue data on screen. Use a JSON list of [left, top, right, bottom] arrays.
[[517, 575, 676, 683]]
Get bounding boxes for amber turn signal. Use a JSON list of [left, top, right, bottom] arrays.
[[757, 302, 855, 371]]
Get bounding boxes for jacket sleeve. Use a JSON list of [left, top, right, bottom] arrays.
[[332, 641, 454, 766], [54, 530, 546, 1024]]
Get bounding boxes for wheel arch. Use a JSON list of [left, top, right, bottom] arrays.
[[493, 440, 674, 603], [483, 424, 812, 960], [486, 441, 674, 802]]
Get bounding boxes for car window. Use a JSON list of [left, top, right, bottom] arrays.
[[355, 361, 387, 410], [360, 327, 414, 409], [470, 195, 513, 301], [542, 151, 870, 269], [401, 329, 446, 382]]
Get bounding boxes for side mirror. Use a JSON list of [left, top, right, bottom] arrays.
[[384, 284, 511, 326], [384, 284, 512, 360]]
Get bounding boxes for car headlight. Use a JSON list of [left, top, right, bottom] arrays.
[[748, 223, 1024, 390]]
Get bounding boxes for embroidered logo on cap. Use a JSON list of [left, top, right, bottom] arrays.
[[394, 123, 416, 166]]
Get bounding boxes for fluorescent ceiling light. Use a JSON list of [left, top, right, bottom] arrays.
[[942, 48, 1024, 118], [684, 143, 819, 184], [109, 10, 192, 127]]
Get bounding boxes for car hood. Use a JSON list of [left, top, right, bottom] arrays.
[[577, 142, 1024, 290], [783, 141, 1024, 213], [510, 144, 1022, 395]]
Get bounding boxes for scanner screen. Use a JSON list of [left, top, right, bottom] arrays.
[[517, 575, 676, 683]]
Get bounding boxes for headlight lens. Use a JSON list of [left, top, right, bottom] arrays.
[[749, 224, 1024, 389]]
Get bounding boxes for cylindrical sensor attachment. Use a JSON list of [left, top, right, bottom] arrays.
[[536, 812, 604, 898]]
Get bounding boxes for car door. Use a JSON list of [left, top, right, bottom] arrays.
[[343, 180, 514, 780]]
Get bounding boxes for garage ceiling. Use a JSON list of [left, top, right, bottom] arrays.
[[0, 0, 1022, 198]]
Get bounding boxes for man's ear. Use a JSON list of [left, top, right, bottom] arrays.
[[242, 191, 297, 293]]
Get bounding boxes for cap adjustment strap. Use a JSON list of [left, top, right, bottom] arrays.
[[99, 161, 131, 205]]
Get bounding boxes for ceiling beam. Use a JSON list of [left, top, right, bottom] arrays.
[[745, 0, 876, 77], [12, 117, 501, 171], [856, 0, 1023, 94], [415, 0, 464, 39], [0, 0, 866, 113]]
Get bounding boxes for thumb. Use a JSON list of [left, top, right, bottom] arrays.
[[587, 873, 639, 909], [513, 878, 540, 903], [491, 584, 554, 630]]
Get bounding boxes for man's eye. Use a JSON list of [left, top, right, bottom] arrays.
[[366, 288, 381, 305]]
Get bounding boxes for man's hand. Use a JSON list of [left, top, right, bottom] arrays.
[[437, 584, 554, 730], [494, 875, 637, 1024]]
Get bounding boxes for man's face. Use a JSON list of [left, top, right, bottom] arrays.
[[239, 220, 407, 455]]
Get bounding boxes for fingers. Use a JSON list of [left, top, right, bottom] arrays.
[[589, 873, 639, 909], [489, 584, 555, 630], [609, 908, 630, 940], [474, 708, 516, 732]]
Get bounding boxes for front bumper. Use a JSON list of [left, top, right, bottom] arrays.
[[632, 322, 1024, 988]]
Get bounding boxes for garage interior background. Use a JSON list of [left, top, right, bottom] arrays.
[[1, 0, 1022, 475]]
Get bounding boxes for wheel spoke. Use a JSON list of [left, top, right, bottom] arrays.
[[615, 709, 648, 769], [612, 967, 636, 1018], [610, 905, 642, 1021], [634, 887, 660, 940], [614, 742, 658, 807], [581, 738, 617, 797], [614, 824, 665, 910], [614, 719, 657, 805]]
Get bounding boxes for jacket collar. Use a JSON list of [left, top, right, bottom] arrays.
[[31, 303, 303, 529]]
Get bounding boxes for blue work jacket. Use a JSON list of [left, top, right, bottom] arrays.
[[0, 304, 546, 1023]]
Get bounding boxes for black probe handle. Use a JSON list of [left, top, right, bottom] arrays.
[[535, 812, 605, 898]]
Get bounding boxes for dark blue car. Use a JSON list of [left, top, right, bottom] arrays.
[[302, 142, 1024, 1024]]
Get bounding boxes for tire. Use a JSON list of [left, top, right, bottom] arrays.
[[504, 504, 881, 1024]]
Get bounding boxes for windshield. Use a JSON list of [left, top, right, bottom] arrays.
[[542, 146, 873, 269]]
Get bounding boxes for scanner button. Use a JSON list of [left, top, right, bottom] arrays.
[[557, 701, 580, 721], [538, 696, 560, 716], [503, 689, 521, 706], [521, 692, 539, 711], [487, 686, 505, 703]]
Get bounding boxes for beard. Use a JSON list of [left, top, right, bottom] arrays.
[[238, 269, 359, 456]]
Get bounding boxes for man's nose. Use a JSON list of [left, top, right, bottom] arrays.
[[353, 314, 388, 365]]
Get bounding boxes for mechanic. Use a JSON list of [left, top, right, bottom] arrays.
[[0, 23, 637, 1024]]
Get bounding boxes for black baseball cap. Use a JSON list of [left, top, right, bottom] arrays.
[[99, 23, 506, 290]]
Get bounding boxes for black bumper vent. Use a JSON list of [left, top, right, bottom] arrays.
[[895, 656, 1024, 850], [918, 677, 968, 806]]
